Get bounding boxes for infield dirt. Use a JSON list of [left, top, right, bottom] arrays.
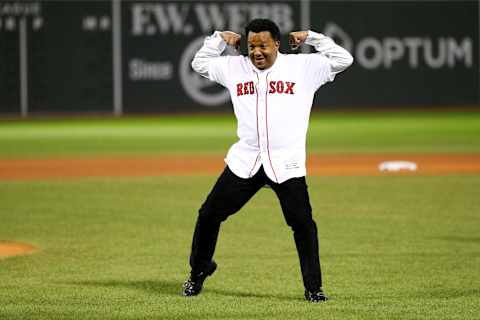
[[0, 154, 479, 180]]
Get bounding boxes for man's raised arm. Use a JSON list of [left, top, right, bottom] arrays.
[[290, 30, 354, 74], [191, 31, 241, 81]]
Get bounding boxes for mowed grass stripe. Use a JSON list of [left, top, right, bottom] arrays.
[[0, 111, 479, 157]]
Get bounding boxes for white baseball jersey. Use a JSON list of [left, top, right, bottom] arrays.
[[192, 30, 353, 183]]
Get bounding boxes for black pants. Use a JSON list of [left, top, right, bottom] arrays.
[[189, 165, 322, 292]]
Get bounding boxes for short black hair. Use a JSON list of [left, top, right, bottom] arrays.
[[245, 19, 280, 41]]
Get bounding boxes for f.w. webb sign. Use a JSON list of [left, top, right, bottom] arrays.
[[123, 0, 477, 111], [123, 1, 301, 112]]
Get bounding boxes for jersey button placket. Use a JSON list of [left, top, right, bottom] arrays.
[[257, 83, 267, 152]]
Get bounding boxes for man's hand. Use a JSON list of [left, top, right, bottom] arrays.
[[220, 31, 241, 51], [289, 31, 308, 50]]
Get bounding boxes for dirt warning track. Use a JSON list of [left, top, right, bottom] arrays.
[[0, 154, 479, 180]]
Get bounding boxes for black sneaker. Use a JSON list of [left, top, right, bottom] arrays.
[[304, 289, 329, 302], [182, 261, 217, 296]]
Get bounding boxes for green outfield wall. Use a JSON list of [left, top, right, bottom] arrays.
[[0, 0, 478, 115]]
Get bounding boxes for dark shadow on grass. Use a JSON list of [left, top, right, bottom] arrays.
[[351, 288, 480, 301], [68, 279, 301, 301], [416, 288, 480, 299], [436, 236, 480, 243], [326, 251, 480, 258], [208, 287, 302, 301], [70, 279, 180, 296]]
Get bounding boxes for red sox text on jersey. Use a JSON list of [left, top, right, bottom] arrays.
[[237, 81, 296, 96], [192, 31, 353, 183]]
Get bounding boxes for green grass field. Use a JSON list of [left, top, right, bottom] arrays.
[[1, 111, 480, 319], [0, 111, 479, 157]]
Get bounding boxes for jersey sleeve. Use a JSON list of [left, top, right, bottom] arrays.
[[191, 31, 238, 87], [303, 54, 335, 90], [304, 31, 354, 90], [207, 56, 232, 87]]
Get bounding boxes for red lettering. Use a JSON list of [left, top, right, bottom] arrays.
[[285, 81, 295, 94], [240, 80, 294, 96], [269, 81, 276, 94], [243, 82, 249, 95], [237, 83, 243, 96], [237, 81, 256, 96], [276, 81, 284, 93]]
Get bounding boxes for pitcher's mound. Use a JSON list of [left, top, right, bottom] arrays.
[[0, 241, 37, 258]]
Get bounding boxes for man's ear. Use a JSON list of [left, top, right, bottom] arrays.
[[275, 40, 280, 49]]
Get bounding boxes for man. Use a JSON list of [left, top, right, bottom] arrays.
[[183, 18, 353, 302]]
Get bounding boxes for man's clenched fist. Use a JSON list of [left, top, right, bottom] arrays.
[[289, 31, 308, 50], [220, 31, 241, 50]]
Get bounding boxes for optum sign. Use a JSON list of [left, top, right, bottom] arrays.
[[355, 37, 472, 69], [324, 23, 473, 70]]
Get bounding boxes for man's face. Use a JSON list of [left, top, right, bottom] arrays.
[[247, 31, 280, 70]]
